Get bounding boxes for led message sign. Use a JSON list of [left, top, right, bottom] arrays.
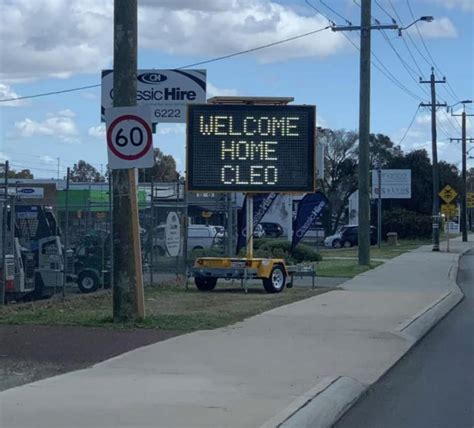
[[186, 104, 316, 192]]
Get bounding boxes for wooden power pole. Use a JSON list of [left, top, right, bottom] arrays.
[[112, 0, 145, 321], [420, 68, 447, 252], [332, 0, 397, 265]]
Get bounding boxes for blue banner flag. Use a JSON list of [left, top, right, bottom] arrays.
[[236, 193, 279, 254], [291, 192, 328, 251]]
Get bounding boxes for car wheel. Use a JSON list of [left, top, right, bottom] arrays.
[[262, 265, 286, 293], [78, 271, 100, 293], [343, 240, 353, 248], [195, 277, 217, 291], [332, 239, 341, 248]]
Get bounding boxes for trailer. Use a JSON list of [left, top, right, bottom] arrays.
[[190, 257, 288, 293]]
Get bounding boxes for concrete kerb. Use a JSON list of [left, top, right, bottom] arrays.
[[262, 248, 470, 428]]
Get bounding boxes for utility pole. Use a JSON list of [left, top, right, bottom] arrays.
[[1, 161, 8, 305], [112, 0, 145, 321], [451, 100, 474, 242], [332, 0, 397, 265], [420, 68, 447, 251]]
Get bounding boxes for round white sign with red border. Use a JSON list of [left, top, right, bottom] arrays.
[[105, 106, 154, 169]]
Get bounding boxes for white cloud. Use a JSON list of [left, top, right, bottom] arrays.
[[1, 0, 113, 82], [0, 152, 10, 162], [88, 124, 106, 139], [57, 109, 76, 118], [40, 155, 55, 164], [1, 0, 347, 81], [14, 110, 80, 143], [408, 18, 458, 39], [206, 82, 239, 98], [391, 108, 472, 165], [0, 83, 30, 107], [155, 124, 185, 135]]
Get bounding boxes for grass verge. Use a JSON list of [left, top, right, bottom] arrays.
[[0, 283, 329, 330], [318, 239, 432, 260], [315, 259, 384, 278]]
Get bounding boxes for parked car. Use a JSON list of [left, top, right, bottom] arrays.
[[259, 222, 283, 238], [324, 230, 344, 248], [149, 224, 222, 256], [324, 225, 377, 248]]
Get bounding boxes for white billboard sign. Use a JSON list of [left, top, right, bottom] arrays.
[[101, 69, 206, 123], [11, 187, 45, 198], [371, 169, 411, 199]]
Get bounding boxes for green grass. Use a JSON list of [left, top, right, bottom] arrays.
[[0, 283, 329, 330], [318, 239, 432, 260], [314, 259, 384, 278]]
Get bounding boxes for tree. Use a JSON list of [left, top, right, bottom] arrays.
[[318, 128, 359, 234], [7, 168, 34, 179], [70, 160, 105, 182], [368, 133, 403, 168], [140, 148, 178, 182]]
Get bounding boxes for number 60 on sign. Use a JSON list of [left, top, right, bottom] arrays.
[[105, 106, 154, 170]]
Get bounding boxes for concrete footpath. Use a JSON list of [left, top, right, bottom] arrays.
[[1, 238, 472, 428]]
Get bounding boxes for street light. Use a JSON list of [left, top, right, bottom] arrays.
[[449, 99, 473, 113], [398, 16, 434, 36]]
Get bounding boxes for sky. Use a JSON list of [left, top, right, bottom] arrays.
[[0, 0, 473, 179]]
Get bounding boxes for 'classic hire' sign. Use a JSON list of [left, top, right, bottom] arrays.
[[186, 104, 316, 192]]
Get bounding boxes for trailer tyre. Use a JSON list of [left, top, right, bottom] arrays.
[[78, 270, 99, 293], [263, 265, 286, 293], [195, 277, 217, 291]]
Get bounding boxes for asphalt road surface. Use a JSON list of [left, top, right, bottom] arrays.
[[334, 249, 474, 428]]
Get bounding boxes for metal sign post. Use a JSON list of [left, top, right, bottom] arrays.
[[246, 195, 254, 259]]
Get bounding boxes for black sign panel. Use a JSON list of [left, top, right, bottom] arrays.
[[187, 104, 316, 192]]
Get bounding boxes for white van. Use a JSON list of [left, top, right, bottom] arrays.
[[149, 224, 221, 256]]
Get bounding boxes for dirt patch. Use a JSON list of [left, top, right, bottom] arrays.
[[0, 325, 182, 391]]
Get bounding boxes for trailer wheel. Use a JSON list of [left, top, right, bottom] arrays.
[[78, 270, 99, 293], [195, 277, 217, 291], [263, 265, 286, 293]]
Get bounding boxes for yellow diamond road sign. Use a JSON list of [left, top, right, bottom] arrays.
[[439, 185, 458, 204], [441, 203, 456, 217], [468, 192, 474, 208]]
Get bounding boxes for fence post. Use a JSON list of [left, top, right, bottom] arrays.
[[62, 167, 70, 299]]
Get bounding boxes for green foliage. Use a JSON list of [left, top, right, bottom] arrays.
[[70, 160, 105, 182], [251, 239, 322, 263], [140, 148, 178, 182], [382, 208, 432, 239], [189, 247, 224, 260]]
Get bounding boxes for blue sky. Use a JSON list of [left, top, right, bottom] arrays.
[[1, 0, 473, 179]]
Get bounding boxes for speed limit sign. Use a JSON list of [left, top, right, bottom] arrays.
[[105, 106, 154, 169]]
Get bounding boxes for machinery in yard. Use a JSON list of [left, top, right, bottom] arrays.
[[1, 203, 66, 302]]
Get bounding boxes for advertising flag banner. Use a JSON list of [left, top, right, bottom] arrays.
[[291, 192, 328, 251], [236, 193, 279, 254]]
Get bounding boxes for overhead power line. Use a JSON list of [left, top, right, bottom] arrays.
[[306, 0, 424, 102], [405, 0, 460, 102], [398, 105, 420, 144], [0, 26, 331, 103]]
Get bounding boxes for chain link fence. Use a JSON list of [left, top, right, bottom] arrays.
[[1, 180, 238, 302]]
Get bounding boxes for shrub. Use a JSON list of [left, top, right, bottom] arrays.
[[382, 208, 432, 239], [251, 240, 322, 263]]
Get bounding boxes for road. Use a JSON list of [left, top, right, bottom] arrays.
[[334, 249, 474, 428]]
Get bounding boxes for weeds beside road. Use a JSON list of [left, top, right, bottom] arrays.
[[0, 283, 329, 330]]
